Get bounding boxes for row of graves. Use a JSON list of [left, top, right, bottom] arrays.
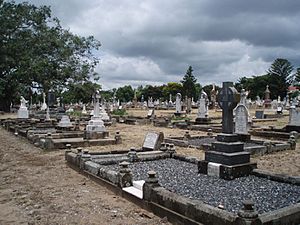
[[65, 82, 300, 225], [2, 92, 121, 150]]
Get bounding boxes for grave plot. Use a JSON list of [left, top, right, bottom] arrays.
[[66, 148, 300, 225], [1, 93, 121, 150]]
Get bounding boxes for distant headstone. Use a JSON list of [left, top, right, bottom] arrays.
[[289, 107, 300, 126], [58, 115, 73, 128], [147, 109, 154, 118], [197, 90, 209, 119], [48, 90, 55, 107], [41, 93, 47, 111], [255, 110, 264, 119], [175, 93, 182, 115], [142, 131, 164, 151], [18, 96, 29, 119]]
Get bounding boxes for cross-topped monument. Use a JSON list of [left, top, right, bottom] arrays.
[[217, 82, 240, 134]]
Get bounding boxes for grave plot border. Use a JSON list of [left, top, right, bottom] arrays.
[[65, 150, 300, 225]]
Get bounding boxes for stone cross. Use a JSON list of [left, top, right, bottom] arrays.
[[217, 82, 240, 134]]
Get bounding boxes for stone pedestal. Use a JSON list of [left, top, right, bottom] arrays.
[[86, 116, 106, 132], [198, 133, 256, 180], [18, 107, 29, 119], [58, 115, 73, 129], [195, 117, 211, 124]]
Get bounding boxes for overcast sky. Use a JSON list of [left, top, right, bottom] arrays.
[[16, 0, 300, 89]]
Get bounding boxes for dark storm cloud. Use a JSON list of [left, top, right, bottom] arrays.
[[13, 0, 300, 89]]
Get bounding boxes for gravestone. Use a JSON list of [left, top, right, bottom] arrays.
[[285, 106, 300, 132], [199, 82, 256, 180], [264, 85, 271, 109], [147, 109, 155, 118], [142, 131, 164, 151], [195, 90, 211, 124], [58, 115, 73, 128], [18, 96, 29, 119], [235, 105, 249, 134], [48, 90, 55, 108], [255, 110, 264, 119], [210, 83, 217, 109], [85, 91, 106, 138], [41, 93, 47, 111], [174, 93, 182, 116], [235, 89, 250, 136]]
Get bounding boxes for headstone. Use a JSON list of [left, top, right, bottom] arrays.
[[58, 115, 73, 128], [235, 105, 250, 134], [210, 83, 217, 109], [148, 97, 154, 108], [235, 89, 250, 134], [175, 93, 182, 115], [264, 85, 271, 108], [45, 107, 50, 120], [147, 109, 154, 118], [199, 82, 256, 180], [41, 93, 47, 111], [48, 90, 55, 107], [142, 131, 164, 151], [86, 91, 106, 133], [195, 90, 211, 124], [217, 82, 240, 133], [82, 104, 87, 114], [17, 96, 29, 119], [289, 107, 300, 126], [255, 110, 264, 119], [285, 106, 300, 132]]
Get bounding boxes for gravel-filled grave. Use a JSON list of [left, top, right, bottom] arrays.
[[103, 158, 300, 214]]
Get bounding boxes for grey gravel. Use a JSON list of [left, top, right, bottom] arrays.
[[104, 158, 300, 214]]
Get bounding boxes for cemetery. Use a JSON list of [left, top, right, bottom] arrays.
[[1, 1, 300, 224]]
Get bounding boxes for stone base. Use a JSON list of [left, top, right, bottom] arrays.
[[84, 131, 109, 140], [198, 160, 257, 180], [174, 112, 183, 117], [195, 117, 211, 124], [285, 125, 300, 133], [205, 150, 250, 166], [18, 108, 29, 119], [236, 133, 251, 142]]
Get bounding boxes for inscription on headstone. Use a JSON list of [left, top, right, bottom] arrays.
[[142, 131, 164, 151], [235, 105, 249, 134]]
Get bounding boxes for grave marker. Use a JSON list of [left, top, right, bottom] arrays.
[[142, 131, 164, 151]]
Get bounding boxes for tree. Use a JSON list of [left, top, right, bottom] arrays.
[[162, 82, 182, 101], [61, 81, 101, 104], [181, 66, 197, 99], [0, 1, 101, 111], [267, 58, 294, 98], [116, 85, 134, 102], [294, 68, 300, 84]]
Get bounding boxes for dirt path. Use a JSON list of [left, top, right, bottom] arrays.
[[0, 128, 170, 225]]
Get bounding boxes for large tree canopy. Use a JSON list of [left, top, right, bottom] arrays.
[[0, 0, 101, 111]]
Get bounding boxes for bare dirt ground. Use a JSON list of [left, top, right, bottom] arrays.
[[0, 109, 299, 225], [0, 127, 171, 225]]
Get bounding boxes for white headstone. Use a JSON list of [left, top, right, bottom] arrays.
[[175, 93, 182, 114], [235, 105, 250, 134], [41, 93, 47, 110], [86, 91, 106, 132], [58, 115, 73, 128], [18, 96, 29, 119], [289, 107, 300, 126], [142, 131, 163, 151], [197, 90, 209, 118]]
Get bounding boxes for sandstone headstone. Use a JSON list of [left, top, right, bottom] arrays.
[[142, 131, 164, 151], [175, 93, 182, 115]]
